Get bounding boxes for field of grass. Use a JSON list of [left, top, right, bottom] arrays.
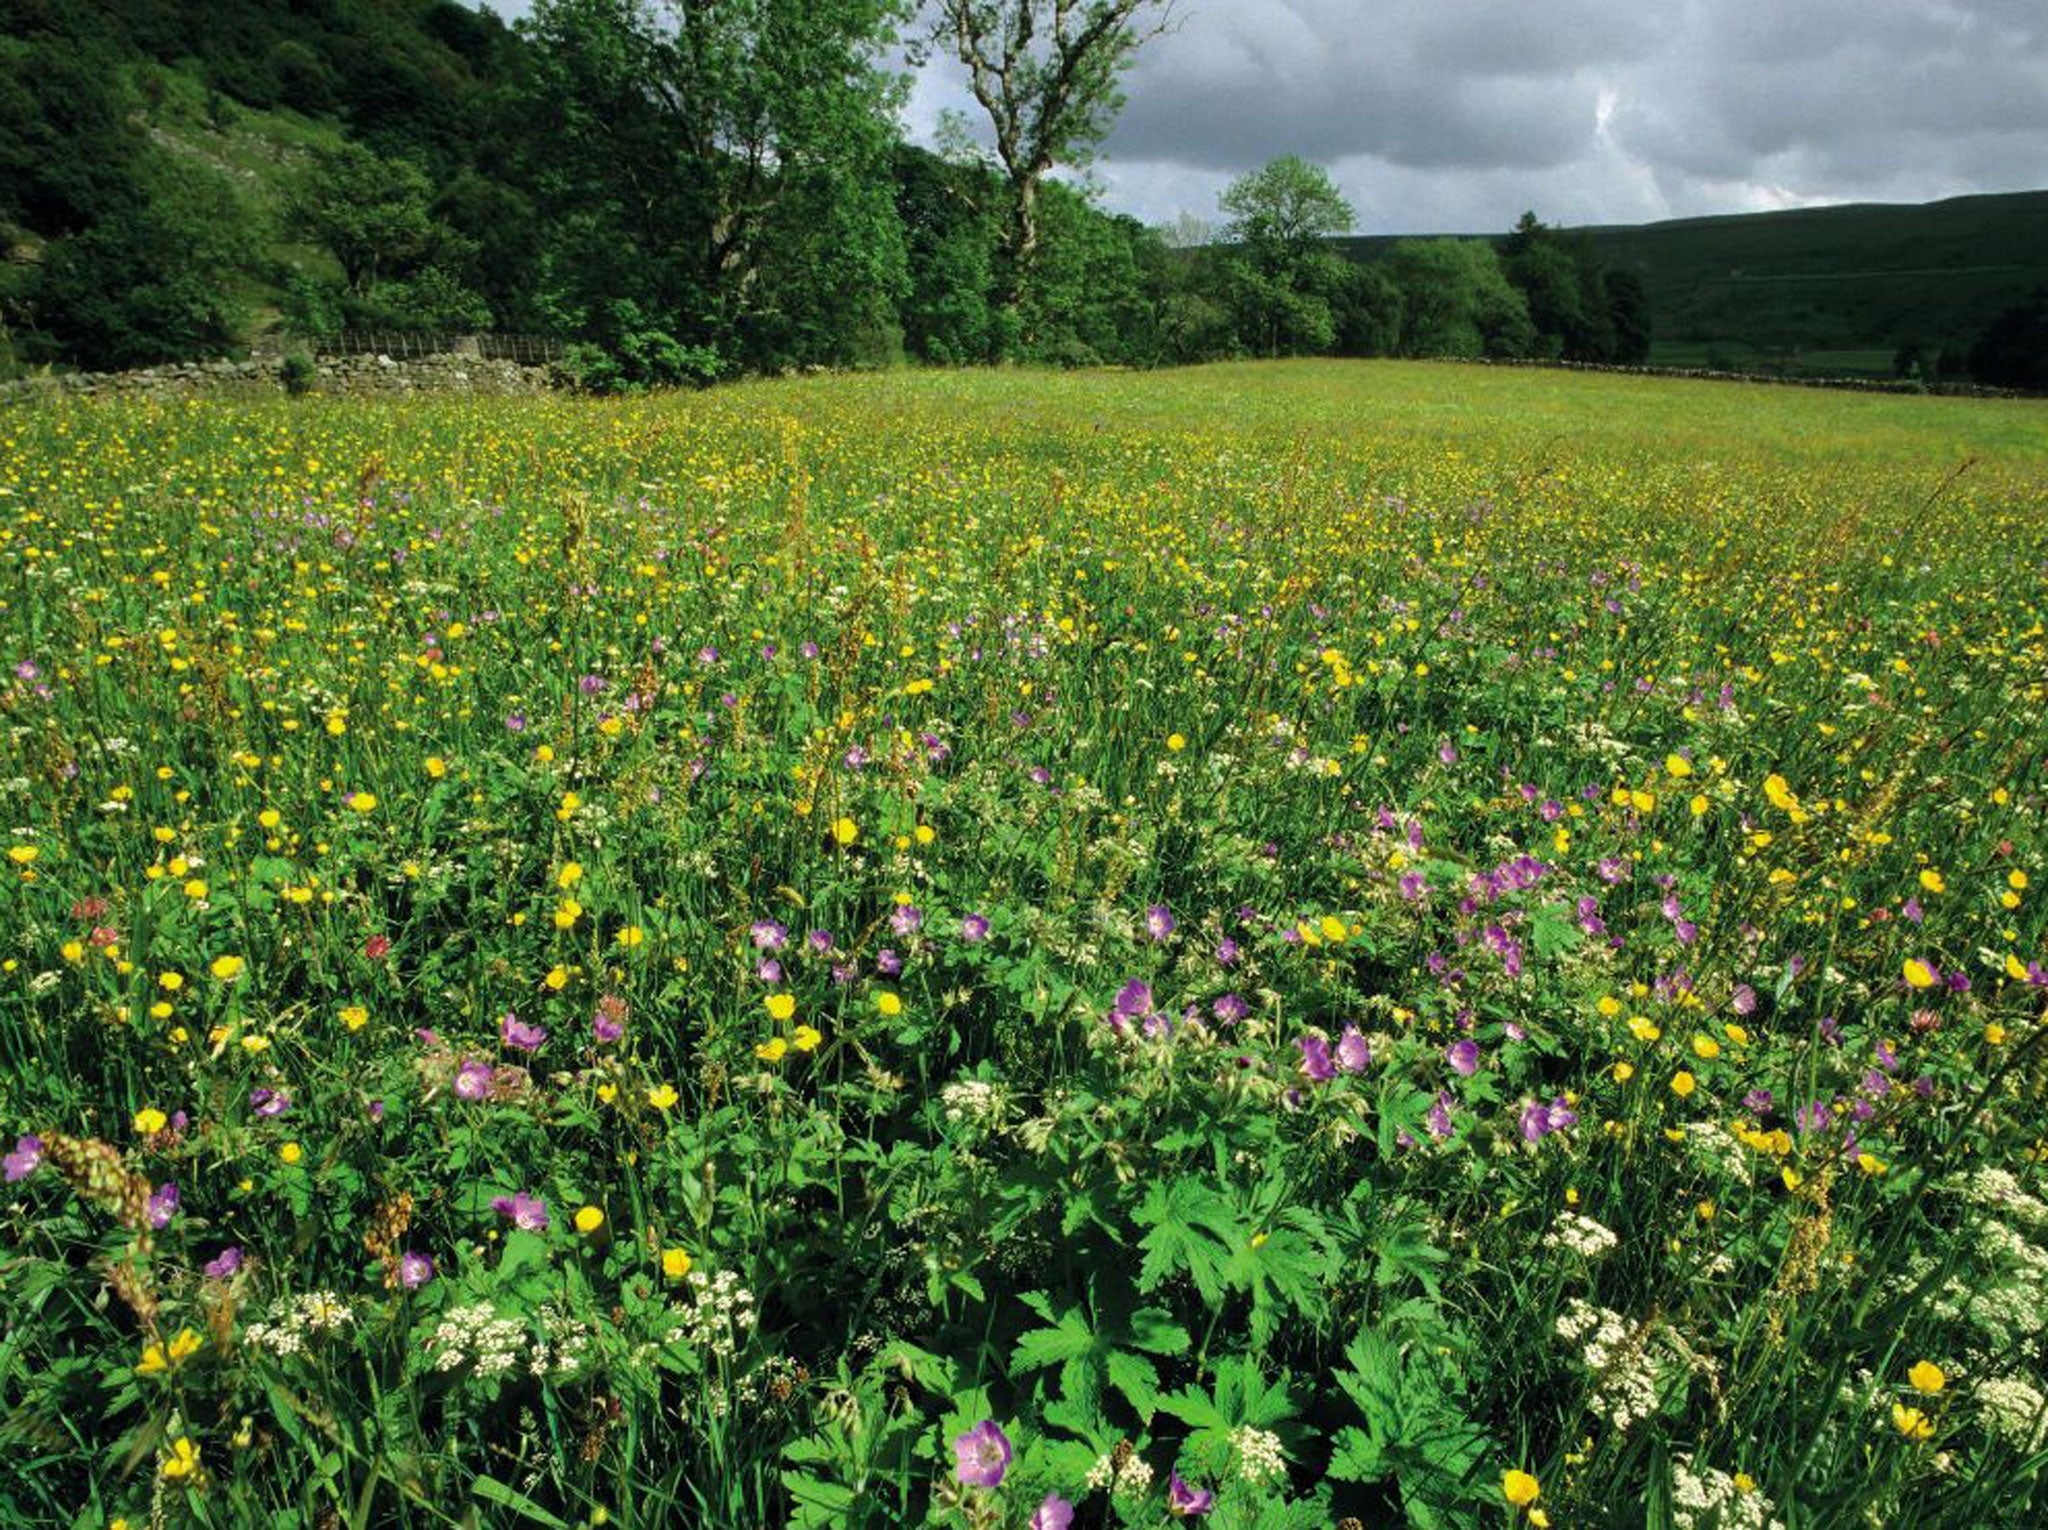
[[3, 360, 2047, 1527]]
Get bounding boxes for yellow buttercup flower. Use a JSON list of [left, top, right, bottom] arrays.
[[662, 1248, 693, 1280], [1502, 1469, 1540, 1506], [793, 1024, 822, 1052], [574, 1205, 605, 1235], [765, 993, 796, 1021], [161, 1437, 201, 1479], [756, 1036, 789, 1062], [210, 955, 246, 982], [1908, 1360, 1946, 1394], [831, 816, 858, 846], [647, 1083, 679, 1110], [133, 1107, 167, 1135]]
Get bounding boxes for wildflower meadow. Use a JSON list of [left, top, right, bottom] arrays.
[[3, 360, 2046, 1527]]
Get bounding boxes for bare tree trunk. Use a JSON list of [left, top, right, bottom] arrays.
[[998, 172, 1041, 316]]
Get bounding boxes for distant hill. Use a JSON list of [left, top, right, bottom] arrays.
[[1335, 191, 2048, 378]]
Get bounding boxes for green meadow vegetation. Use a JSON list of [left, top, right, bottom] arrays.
[[2, 360, 2046, 1526]]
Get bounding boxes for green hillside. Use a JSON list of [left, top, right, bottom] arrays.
[[1336, 191, 2048, 378]]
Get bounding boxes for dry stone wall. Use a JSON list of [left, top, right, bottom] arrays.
[[2, 351, 558, 404]]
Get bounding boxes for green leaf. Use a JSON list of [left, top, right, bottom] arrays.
[[1327, 1425, 1388, 1484], [1105, 1349, 1161, 1423], [470, 1475, 572, 1529]]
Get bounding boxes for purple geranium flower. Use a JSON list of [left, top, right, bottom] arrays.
[[1298, 1035, 1336, 1082], [399, 1250, 435, 1289], [1446, 1039, 1480, 1076], [961, 913, 990, 943], [1167, 1471, 1215, 1517], [952, 1420, 1011, 1488], [147, 1182, 180, 1229], [1109, 979, 1156, 1035], [250, 1087, 291, 1118], [807, 929, 835, 955], [4, 1134, 43, 1182], [1212, 992, 1248, 1024], [454, 1059, 493, 1101], [490, 1191, 549, 1232], [1030, 1494, 1075, 1530], [1336, 1026, 1371, 1073], [500, 1012, 546, 1053], [890, 903, 924, 937], [750, 920, 788, 951], [1216, 936, 1240, 966], [592, 995, 628, 1045], [876, 947, 903, 976], [203, 1246, 243, 1280], [1146, 903, 1176, 942], [1426, 1091, 1456, 1141]]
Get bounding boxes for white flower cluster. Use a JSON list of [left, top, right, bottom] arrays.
[[429, 1303, 527, 1378], [1084, 1450, 1154, 1502], [1924, 1225, 2048, 1354], [1556, 1299, 1663, 1433], [1961, 1169, 2048, 1229], [1683, 1121, 1748, 1181], [680, 1269, 757, 1357], [244, 1291, 355, 1358], [1231, 1425, 1287, 1485], [1671, 1455, 1784, 1530], [1975, 1375, 2048, 1451], [531, 1299, 595, 1379], [940, 1079, 1010, 1131], [1543, 1213, 1619, 1260]]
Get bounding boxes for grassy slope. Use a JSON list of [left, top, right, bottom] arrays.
[[137, 63, 350, 328], [1335, 190, 2048, 376]]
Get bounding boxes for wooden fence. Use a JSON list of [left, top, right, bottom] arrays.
[[323, 331, 565, 364]]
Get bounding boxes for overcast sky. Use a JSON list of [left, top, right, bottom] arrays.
[[482, 1, 2048, 233]]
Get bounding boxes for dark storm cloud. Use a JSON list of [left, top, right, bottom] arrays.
[[480, 1, 2048, 231], [903, 0, 2048, 230]]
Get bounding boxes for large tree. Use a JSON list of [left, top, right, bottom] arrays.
[[1220, 154, 1354, 258], [1217, 156, 1356, 357], [516, 0, 910, 374], [927, 0, 1173, 312]]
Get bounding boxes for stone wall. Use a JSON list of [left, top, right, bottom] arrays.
[[1, 350, 558, 404]]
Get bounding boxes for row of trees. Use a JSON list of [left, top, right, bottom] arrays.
[[2, 0, 1652, 382]]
